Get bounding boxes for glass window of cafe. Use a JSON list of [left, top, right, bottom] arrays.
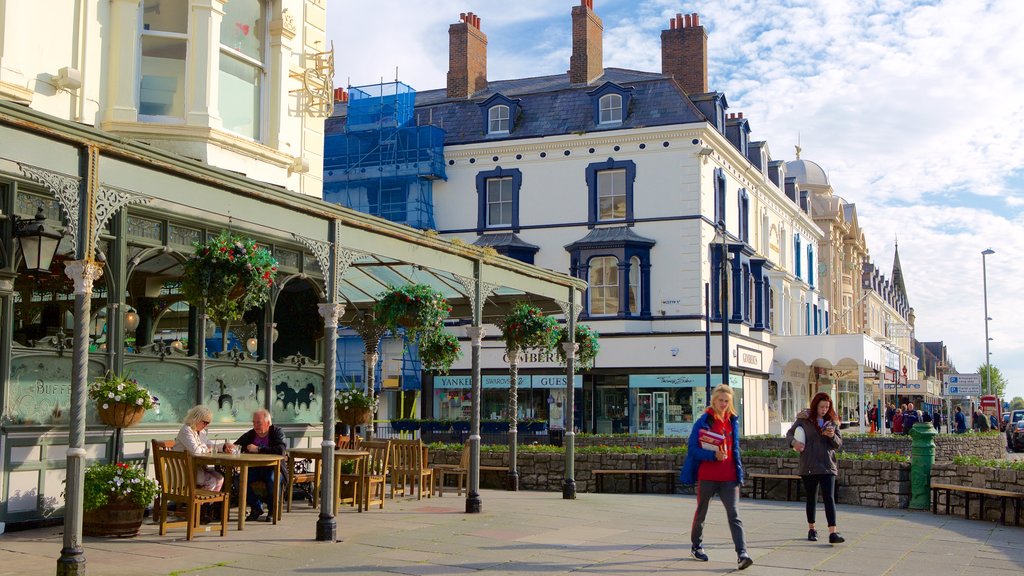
[[628, 375, 742, 436], [432, 375, 582, 428]]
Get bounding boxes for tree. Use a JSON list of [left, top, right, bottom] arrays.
[[1011, 397, 1024, 410], [976, 363, 1008, 398]]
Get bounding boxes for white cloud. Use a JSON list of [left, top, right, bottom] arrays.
[[328, 0, 1024, 398]]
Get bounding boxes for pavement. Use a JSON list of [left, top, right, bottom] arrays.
[[1, 488, 1022, 576]]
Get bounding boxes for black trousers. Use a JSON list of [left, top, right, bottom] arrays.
[[802, 474, 837, 527]]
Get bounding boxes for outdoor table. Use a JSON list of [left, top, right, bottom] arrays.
[[194, 452, 285, 531], [287, 447, 369, 515]]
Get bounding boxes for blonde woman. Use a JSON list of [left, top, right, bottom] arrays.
[[175, 405, 226, 492], [679, 384, 752, 570]]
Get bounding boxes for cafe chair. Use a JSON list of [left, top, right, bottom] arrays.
[[286, 451, 319, 513], [434, 442, 470, 497], [336, 434, 361, 450], [360, 440, 391, 511], [390, 439, 433, 500], [153, 444, 228, 540], [150, 439, 176, 519]]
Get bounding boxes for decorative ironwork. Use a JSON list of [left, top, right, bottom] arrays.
[[453, 274, 498, 315], [289, 45, 335, 117], [214, 347, 249, 367], [168, 223, 202, 247], [133, 341, 189, 360], [17, 163, 81, 255], [274, 247, 301, 270], [126, 215, 162, 240], [29, 328, 73, 356], [291, 233, 330, 278], [15, 193, 60, 220], [555, 299, 582, 323], [281, 353, 320, 370], [94, 186, 151, 249]]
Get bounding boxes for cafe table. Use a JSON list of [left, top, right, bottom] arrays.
[[193, 451, 285, 530], [287, 447, 369, 515]]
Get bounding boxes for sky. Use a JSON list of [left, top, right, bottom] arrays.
[[326, 0, 1024, 400]]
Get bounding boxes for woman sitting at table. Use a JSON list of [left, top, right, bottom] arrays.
[[176, 405, 231, 523], [233, 408, 286, 522]]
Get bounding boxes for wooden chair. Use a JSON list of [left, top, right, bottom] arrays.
[[390, 439, 433, 500], [434, 443, 470, 497], [150, 440, 175, 518], [153, 443, 228, 540], [360, 440, 391, 511], [337, 434, 361, 450], [286, 450, 319, 513]]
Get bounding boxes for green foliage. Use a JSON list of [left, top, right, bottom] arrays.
[[335, 386, 377, 412], [953, 456, 1024, 471], [977, 363, 1007, 398], [374, 283, 451, 341], [495, 302, 560, 353], [556, 324, 600, 371], [180, 232, 277, 325], [418, 330, 462, 374], [743, 448, 909, 462], [88, 371, 154, 410], [424, 442, 687, 455], [1012, 397, 1024, 410], [82, 462, 159, 511]]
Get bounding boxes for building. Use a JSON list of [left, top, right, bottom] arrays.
[[325, 3, 829, 436]]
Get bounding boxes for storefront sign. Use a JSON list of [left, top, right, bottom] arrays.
[[531, 375, 583, 389], [629, 374, 742, 388], [432, 375, 575, 389], [735, 346, 762, 371]]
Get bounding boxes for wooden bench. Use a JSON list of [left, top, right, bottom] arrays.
[[931, 483, 1024, 526], [748, 473, 802, 501], [592, 469, 677, 494]]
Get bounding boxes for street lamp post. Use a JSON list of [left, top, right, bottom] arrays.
[[982, 248, 994, 395]]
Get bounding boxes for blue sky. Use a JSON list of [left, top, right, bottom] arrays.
[[327, 0, 1024, 400]]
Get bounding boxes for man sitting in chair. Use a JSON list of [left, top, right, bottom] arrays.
[[234, 409, 286, 522]]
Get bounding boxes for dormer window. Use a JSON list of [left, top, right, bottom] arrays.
[[488, 104, 509, 134], [588, 82, 633, 127], [599, 94, 622, 124], [478, 93, 520, 136]]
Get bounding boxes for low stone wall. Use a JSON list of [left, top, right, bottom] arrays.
[[742, 456, 911, 508], [734, 433, 1003, 461], [929, 463, 1024, 522]]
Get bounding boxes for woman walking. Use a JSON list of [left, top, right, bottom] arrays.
[[680, 384, 753, 570], [787, 392, 845, 544]]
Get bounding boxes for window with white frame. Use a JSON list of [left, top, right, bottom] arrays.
[[139, 0, 188, 118], [597, 169, 626, 220], [486, 177, 513, 227], [218, 0, 266, 140], [782, 381, 795, 422], [599, 94, 622, 124], [589, 256, 619, 316], [628, 256, 640, 314], [488, 105, 509, 134]]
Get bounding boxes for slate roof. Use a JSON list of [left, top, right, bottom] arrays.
[[411, 68, 707, 146], [473, 233, 539, 250], [564, 226, 657, 251]]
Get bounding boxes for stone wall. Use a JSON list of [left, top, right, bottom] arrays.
[[930, 463, 1024, 522], [726, 433, 1002, 461], [742, 456, 911, 508]]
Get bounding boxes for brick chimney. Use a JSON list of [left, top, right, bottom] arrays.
[[661, 13, 708, 95], [569, 0, 603, 84], [447, 12, 487, 99]]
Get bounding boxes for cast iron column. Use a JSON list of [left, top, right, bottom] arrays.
[[57, 260, 103, 576], [562, 293, 577, 500], [507, 348, 519, 491], [466, 326, 486, 512], [316, 303, 344, 541]]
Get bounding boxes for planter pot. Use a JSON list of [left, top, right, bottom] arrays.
[[397, 314, 418, 329], [83, 500, 144, 538], [97, 402, 146, 428], [337, 406, 372, 426], [228, 281, 246, 300]]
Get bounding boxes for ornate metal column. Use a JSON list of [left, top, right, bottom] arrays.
[[465, 325, 486, 513], [316, 302, 344, 542], [507, 347, 520, 491], [562, 294, 578, 500]]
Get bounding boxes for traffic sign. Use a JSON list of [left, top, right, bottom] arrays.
[[943, 373, 982, 396]]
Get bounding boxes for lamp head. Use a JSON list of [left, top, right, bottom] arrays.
[[982, 248, 995, 256], [14, 207, 64, 274]]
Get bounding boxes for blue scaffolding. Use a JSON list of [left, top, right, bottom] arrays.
[[324, 81, 445, 230], [334, 332, 422, 393]]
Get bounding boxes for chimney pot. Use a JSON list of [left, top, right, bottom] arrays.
[[447, 11, 488, 98], [661, 11, 709, 95], [569, 0, 604, 84], [685, 13, 692, 27], [670, 18, 676, 30], [676, 13, 683, 28], [693, 13, 700, 26]]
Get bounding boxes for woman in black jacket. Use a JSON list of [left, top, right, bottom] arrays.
[[786, 392, 844, 544]]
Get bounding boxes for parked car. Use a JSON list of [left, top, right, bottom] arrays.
[[1006, 410, 1024, 451], [1012, 421, 1024, 452]]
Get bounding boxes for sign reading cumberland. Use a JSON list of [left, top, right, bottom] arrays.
[[943, 373, 982, 397]]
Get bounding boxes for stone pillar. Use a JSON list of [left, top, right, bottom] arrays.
[[103, 0, 141, 123], [465, 325, 486, 513], [187, 0, 225, 128], [507, 348, 519, 491], [316, 302, 344, 541], [57, 260, 103, 576], [909, 421, 937, 509]]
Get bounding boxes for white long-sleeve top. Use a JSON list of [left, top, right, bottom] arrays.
[[175, 424, 213, 455]]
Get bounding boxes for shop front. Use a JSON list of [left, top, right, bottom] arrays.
[[431, 374, 583, 429], [625, 374, 743, 437]]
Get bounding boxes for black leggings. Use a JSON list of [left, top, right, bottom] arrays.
[[802, 474, 837, 527]]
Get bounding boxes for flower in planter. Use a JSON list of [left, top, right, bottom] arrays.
[[180, 231, 278, 325], [88, 372, 154, 410], [555, 324, 600, 371], [419, 330, 463, 374], [82, 462, 159, 512], [373, 283, 451, 341], [496, 302, 560, 354], [335, 386, 378, 421]]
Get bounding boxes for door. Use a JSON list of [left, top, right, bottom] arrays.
[[637, 393, 653, 434], [653, 391, 668, 435]]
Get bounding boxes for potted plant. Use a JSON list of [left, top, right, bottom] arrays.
[[373, 283, 451, 341], [556, 323, 601, 371], [180, 231, 278, 326], [81, 462, 159, 537], [89, 372, 155, 428], [418, 330, 462, 374], [335, 386, 379, 428], [495, 302, 560, 354]]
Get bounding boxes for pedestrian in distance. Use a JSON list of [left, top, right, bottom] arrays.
[[977, 409, 991, 432], [902, 402, 919, 434], [787, 392, 845, 545], [955, 406, 967, 433], [679, 384, 753, 570], [892, 408, 904, 434], [932, 410, 942, 432]]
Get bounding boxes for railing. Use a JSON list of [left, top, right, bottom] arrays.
[[369, 424, 561, 446]]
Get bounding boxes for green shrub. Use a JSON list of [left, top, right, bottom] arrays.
[[952, 456, 1024, 471]]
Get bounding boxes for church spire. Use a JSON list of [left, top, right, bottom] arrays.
[[891, 240, 907, 301]]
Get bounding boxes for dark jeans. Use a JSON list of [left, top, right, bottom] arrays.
[[247, 466, 280, 515], [802, 474, 837, 527], [691, 480, 747, 555]]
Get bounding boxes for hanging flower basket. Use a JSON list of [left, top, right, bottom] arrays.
[[97, 402, 146, 428], [496, 302, 560, 354], [336, 406, 372, 426], [180, 231, 278, 326], [374, 283, 451, 341], [419, 330, 462, 374], [555, 324, 601, 371], [335, 387, 378, 426]]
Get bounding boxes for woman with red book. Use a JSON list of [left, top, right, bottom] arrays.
[[786, 392, 845, 544], [679, 384, 753, 570]]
